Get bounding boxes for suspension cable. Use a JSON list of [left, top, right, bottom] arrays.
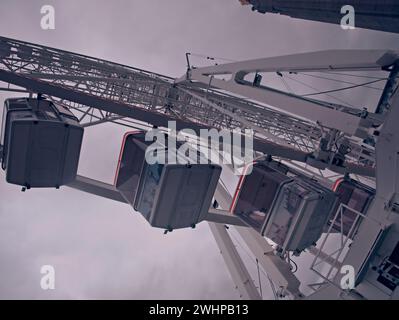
[[301, 79, 385, 97], [298, 72, 384, 91], [284, 74, 356, 108], [323, 71, 388, 80]]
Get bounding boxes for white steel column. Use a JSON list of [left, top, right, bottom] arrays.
[[208, 222, 262, 300]]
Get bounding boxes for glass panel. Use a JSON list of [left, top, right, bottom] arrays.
[[134, 162, 164, 219], [1, 104, 7, 146], [115, 133, 147, 204], [233, 164, 290, 232], [53, 103, 75, 118]]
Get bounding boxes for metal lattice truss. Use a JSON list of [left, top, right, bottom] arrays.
[[0, 36, 396, 178], [1, 36, 399, 301]]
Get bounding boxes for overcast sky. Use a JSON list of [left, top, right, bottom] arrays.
[[0, 0, 399, 299]]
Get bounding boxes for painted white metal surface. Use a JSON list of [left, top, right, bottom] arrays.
[[177, 50, 398, 136], [1, 36, 398, 300], [208, 222, 262, 300]]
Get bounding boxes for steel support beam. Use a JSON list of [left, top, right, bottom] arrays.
[[178, 50, 398, 136], [66, 175, 128, 203], [235, 226, 303, 298], [0, 70, 313, 164], [309, 80, 399, 300], [208, 222, 262, 300], [206, 208, 247, 226], [0, 37, 380, 176]]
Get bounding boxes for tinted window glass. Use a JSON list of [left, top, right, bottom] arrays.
[[54, 103, 76, 119], [1, 104, 7, 146], [134, 163, 164, 219]]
